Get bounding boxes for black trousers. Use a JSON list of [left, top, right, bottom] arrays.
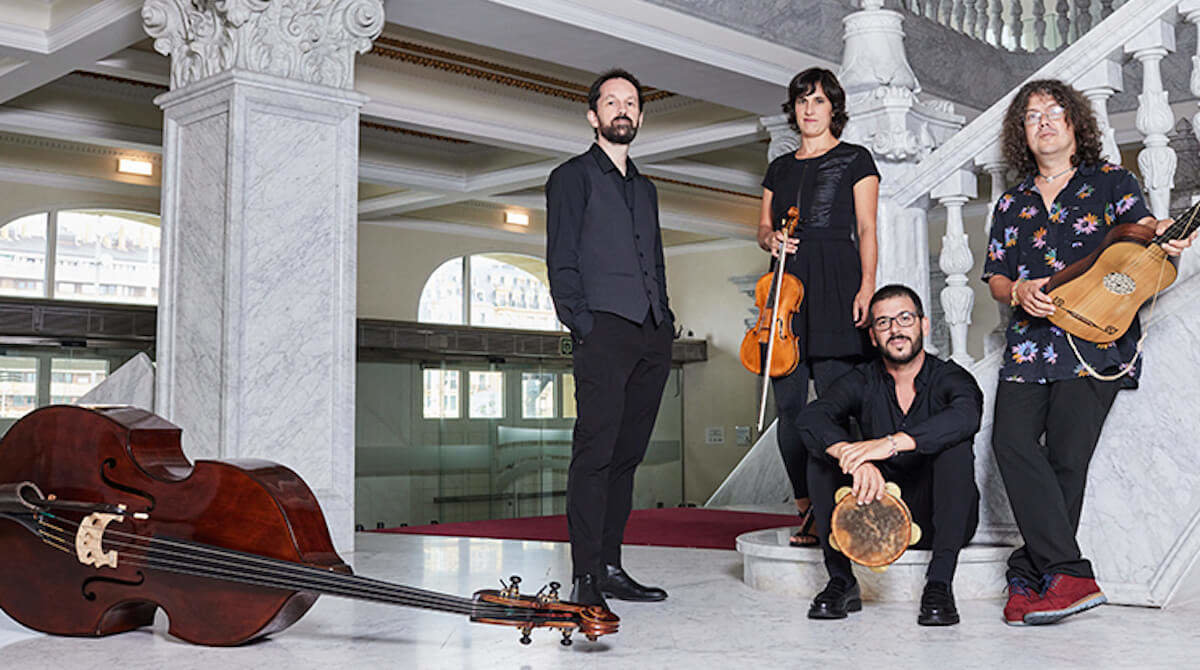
[[567, 311, 672, 578], [808, 441, 980, 584], [992, 378, 1120, 583], [773, 357, 856, 500]]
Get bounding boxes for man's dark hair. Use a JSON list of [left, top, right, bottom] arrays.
[[869, 284, 924, 320], [1001, 79, 1103, 176], [781, 68, 849, 138], [588, 69, 644, 112]]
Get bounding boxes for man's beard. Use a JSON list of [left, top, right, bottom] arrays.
[[879, 332, 923, 364], [600, 116, 638, 144]]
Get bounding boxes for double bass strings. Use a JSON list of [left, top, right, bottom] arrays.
[[32, 512, 557, 621]]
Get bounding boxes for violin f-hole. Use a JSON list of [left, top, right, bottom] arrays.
[[100, 458, 156, 512]]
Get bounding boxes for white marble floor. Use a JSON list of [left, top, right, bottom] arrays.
[[1, 532, 1196, 669]]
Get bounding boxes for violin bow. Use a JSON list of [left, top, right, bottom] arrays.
[[756, 217, 793, 432]]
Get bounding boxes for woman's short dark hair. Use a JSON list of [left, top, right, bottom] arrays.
[[781, 68, 849, 138], [588, 69, 644, 112], [869, 284, 924, 319], [1001, 79, 1103, 176]]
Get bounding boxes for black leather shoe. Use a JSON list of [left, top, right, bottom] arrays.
[[569, 574, 609, 608], [918, 581, 960, 626], [599, 564, 668, 601], [807, 577, 862, 620]]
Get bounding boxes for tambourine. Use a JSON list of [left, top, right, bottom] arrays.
[[828, 482, 922, 572]]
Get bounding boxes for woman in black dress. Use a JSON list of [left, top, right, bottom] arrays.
[[757, 68, 879, 545]]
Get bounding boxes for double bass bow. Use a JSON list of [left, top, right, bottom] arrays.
[[739, 206, 804, 430], [0, 405, 617, 647]]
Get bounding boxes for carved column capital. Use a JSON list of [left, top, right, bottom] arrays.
[[760, 114, 800, 163], [142, 0, 385, 90]]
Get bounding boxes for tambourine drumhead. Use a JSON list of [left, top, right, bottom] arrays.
[[829, 490, 913, 568]]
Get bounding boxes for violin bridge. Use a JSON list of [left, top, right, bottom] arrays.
[[75, 511, 124, 569]]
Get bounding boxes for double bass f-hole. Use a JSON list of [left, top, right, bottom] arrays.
[[82, 571, 145, 601], [100, 458, 156, 512]]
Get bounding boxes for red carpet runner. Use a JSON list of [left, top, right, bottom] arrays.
[[373, 508, 799, 551]]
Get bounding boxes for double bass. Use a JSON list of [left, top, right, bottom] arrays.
[[740, 206, 804, 429], [0, 405, 617, 647]]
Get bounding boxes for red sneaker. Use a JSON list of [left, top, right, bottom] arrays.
[[1003, 577, 1039, 626], [1023, 574, 1107, 625]]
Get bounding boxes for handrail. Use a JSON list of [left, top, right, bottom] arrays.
[[891, 0, 1181, 209]]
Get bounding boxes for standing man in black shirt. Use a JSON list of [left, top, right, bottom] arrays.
[[546, 69, 672, 609], [798, 284, 982, 626]]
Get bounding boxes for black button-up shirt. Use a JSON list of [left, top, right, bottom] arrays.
[[546, 143, 669, 337], [797, 355, 983, 463]]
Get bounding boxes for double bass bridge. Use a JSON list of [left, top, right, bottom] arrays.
[[75, 510, 126, 569]]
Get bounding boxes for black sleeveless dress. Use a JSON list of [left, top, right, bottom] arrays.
[[761, 141, 878, 361]]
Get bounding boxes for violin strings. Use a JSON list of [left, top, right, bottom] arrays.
[[33, 515, 554, 620]]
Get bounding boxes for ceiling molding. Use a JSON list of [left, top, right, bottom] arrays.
[[361, 216, 544, 245], [642, 160, 762, 196], [0, 107, 163, 153], [664, 237, 756, 257], [46, 0, 143, 54], [0, 164, 158, 199]]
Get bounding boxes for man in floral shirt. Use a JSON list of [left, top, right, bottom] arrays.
[[983, 79, 1195, 626]]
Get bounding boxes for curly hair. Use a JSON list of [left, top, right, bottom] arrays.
[[1001, 79, 1103, 177], [781, 68, 849, 138]]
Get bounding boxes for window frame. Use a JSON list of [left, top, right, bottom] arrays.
[[0, 207, 161, 305]]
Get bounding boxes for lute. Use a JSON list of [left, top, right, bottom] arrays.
[[1044, 199, 1200, 343]]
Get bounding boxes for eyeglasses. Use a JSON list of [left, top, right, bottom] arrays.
[[1024, 105, 1066, 126], [872, 311, 918, 332]]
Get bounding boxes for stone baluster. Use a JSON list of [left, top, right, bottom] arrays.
[[958, 0, 971, 33], [1076, 57, 1124, 164], [1075, 0, 1093, 36], [1100, 0, 1114, 19], [933, 169, 978, 366], [939, 0, 953, 26], [761, 115, 800, 163], [1056, 0, 1070, 46], [1126, 19, 1178, 218], [987, 0, 1003, 44], [1011, 0, 1025, 50], [1033, 0, 1047, 50], [975, 148, 1009, 356]]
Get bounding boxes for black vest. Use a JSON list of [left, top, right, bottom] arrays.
[[577, 155, 666, 326]]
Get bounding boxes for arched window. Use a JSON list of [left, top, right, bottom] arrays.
[[0, 208, 160, 305], [418, 253, 562, 331]]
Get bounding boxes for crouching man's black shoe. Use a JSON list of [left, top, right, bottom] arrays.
[[569, 573, 609, 608], [807, 577, 862, 619], [918, 580, 960, 626], [599, 564, 668, 601]]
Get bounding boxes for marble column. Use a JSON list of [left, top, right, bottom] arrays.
[[143, 0, 384, 553], [840, 0, 964, 354], [975, 147, 1009, 357]]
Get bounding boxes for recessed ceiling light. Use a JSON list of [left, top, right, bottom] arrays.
[[505, 211, 529, 226], [117, 158, 153, 176]]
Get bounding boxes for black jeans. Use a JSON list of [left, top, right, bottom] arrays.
[[773, 357, 856, 500], [808, 441, 980, 584], [567, 311, 672, 578], [992, 378, 1120, 583]]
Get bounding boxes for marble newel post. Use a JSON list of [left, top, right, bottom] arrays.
[[1125, 19, 1177, 219], [143, 0, 385, 553], [838, 0, 964, 348]]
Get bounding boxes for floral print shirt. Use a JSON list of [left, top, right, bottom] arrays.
[[982, 162, 1153, 387]]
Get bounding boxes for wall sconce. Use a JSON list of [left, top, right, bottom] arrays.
[[504, 211, 529, 226], [117, 158, 153, 176]]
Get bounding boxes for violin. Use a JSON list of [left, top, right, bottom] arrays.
[[0, 405, 617, 647], [739, 206, 805, 428]]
